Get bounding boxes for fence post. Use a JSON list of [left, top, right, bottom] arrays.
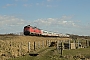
[[34, 41, 35, 51], [78, 40, 79, 49], [69, 40, 70, 50], [74, 39, 76, 48], [47, 40, 49, 46], [60, 42, 63, 57], [28, 42, 30, 53], [57, 40, 59, 50], [46, 40, 47, 47], [42, 41, 44, 47], [48, 40, 51, 46]]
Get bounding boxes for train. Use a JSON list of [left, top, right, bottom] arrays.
[[23, 25, 69, 37]]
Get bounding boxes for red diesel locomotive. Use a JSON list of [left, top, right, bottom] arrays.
[[24, 25, 42, 35]]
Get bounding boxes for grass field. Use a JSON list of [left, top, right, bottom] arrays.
[[1, 35, 90, 60], [8, 47, 90, 60], [0, 35, 70, 60]]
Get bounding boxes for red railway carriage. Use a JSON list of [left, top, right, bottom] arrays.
[[24, 25, 42, 35]]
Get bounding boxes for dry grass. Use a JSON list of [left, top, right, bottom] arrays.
[[0, 35, 70, 60]]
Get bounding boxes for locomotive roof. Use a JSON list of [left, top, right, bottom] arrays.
[[25, 25, 41, 30]]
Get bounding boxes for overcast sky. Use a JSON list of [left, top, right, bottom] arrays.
[[0, 0, 90, 36]]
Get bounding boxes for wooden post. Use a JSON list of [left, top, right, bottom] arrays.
[[28, 42, 30, 53], [42, 41, 44, 48], [34, 42, 35, 51], [57, 40, 59, 50], [47, 40, 49, 46], [60, 42, 63, 57], [46, 40, 47, 47], [74, 39, 76, 48], [69, 40, 70, 50], [49, 40, 51, 46], [46, 40, 48, 46], [78, 40, 79, 49]]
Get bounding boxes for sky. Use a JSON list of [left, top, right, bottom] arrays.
[[0, 0, 90, 36]]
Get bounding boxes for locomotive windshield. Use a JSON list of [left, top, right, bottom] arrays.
[[24, 26, 30, 31]]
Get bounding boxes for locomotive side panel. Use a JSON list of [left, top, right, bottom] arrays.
[[30, 27, 35, 34], [35, 28, 42, 35]]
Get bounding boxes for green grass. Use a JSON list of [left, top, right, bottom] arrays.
[[8, 47, 90, 60]]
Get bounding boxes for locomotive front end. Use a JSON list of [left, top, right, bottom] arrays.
[[24, 25, 30, 35]]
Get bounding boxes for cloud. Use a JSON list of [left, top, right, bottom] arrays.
[[0, 15, 24, 26], [3, 4, 17, 8], [23, 4, 32, 7], [0, 15, 29, 33], [34, 15, 78, 28], [46, 5, 53, 7], [32, 15, 87, 35]]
